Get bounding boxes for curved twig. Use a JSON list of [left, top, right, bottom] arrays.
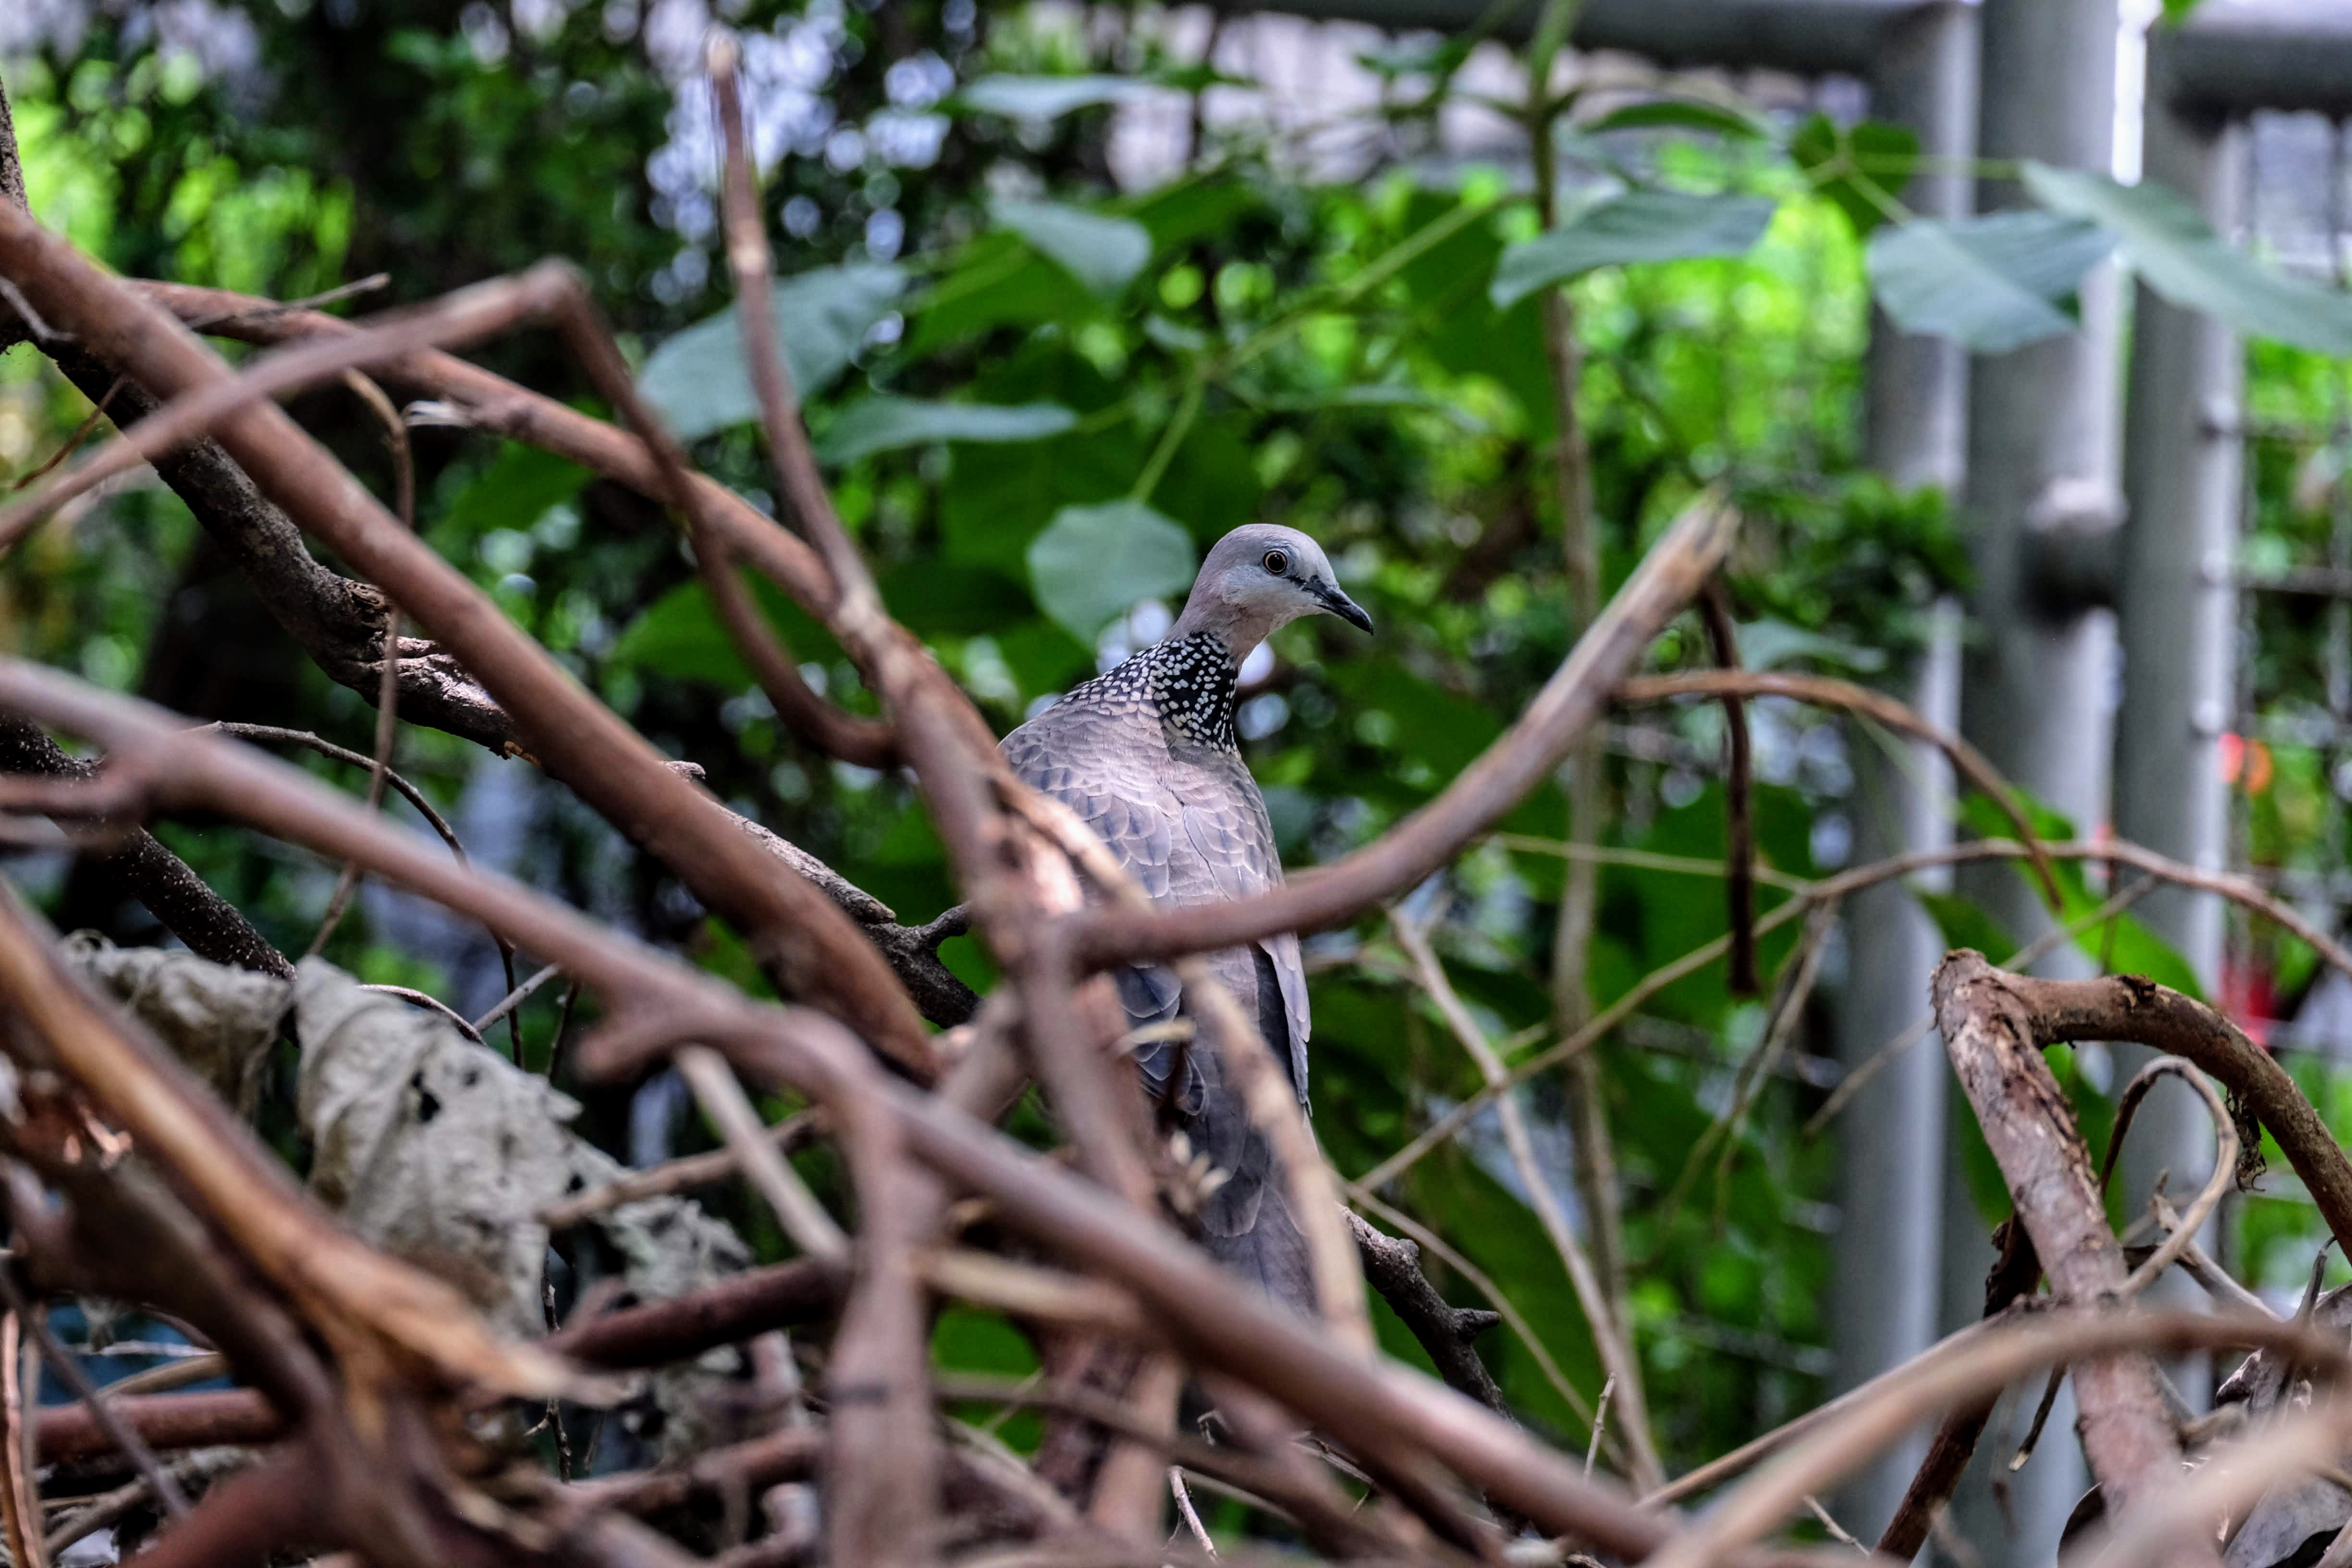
[[1617, 668, 2062, 909], [357, 984, 484, 1043], [706, 61, 898, 771], [2097, 1056, 2238, 1298]]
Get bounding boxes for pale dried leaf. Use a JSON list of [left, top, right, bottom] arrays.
[[64, 932, 290, 1115]]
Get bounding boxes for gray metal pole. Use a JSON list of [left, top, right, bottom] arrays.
[[1831, 2, 1974, 1546], [2118, 0, 2248, 1000], [2108, 20, 2247, 1443], [1946, 0, 2121, 1557]]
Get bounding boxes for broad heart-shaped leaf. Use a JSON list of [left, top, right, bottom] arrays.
[[1490, 191, 1777, 308], [992, 199, 1152, 300], [1790, 112, 1919, 237], [953, 74, 1144, 119], [637, 264, 904, 440], [2024, 162, 2352, 356], [1866, 211, 2114, 353], [1025, 499, 1197, 642], [813, 397, 1076, 466]]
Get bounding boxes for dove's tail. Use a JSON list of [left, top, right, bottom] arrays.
[[1201, 1167, 1319, 1319]]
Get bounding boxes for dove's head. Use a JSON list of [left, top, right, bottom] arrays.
[[1171, 524, 1373, 657]]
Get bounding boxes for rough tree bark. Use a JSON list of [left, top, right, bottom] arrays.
[[1930, 951, 2207, 1561]]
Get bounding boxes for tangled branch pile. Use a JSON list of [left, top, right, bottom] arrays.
[[1, 52, 2351, 1568]]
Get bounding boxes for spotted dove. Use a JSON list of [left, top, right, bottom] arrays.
[[1001, 524, 1372, 1314]]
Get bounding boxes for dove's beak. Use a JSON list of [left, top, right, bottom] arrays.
[[1318, 582, 1375, 635]]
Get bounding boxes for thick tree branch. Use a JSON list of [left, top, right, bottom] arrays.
[[1988, 966, 2352, 1256], [0, 717, 290, 977], [1346, 1213, 1507, 1417], [40, 346, 520, 753], [1927, 951, 2204, 1554]]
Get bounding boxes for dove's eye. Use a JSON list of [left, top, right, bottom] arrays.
[[1262, 549, 1290, 575]]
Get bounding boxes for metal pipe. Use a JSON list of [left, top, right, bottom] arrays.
[[1945, 0, 2119, 1556], [1833, 3, 1975, 1545], [2165, 0, 2352, 119], [2107, 20, 2248, 1472], [1198, 0, 1957, 75]]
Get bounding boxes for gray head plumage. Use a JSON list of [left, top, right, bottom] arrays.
[[1169, 525, 1373, 655]]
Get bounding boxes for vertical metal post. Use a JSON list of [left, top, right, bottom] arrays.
[[1831, 2, 1974, 1545], [2111, 22, 2244, 1431], [1945, 0, 2123, 1557], [2117, 21, 2242, 1079]]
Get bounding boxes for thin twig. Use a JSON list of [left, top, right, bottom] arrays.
[[0, 1313, 43, 1568], [1617, 668, 2062, 908], [674, 1045, 849, 1266], [305, 369, 413, 962], [1801, 1495, 1867, 1554], [0, 1271, 189, 1519], [358, 983, 483, 1042], [2097, 1056, 2239, 1298], [474, 960, 561, 1034], [1699, 581, 1757, 994], [1169, 1468, 1218, 1558], [1385, 903, 1664, 1492], [209, 724, 464, 857], [1585, 1375, 1615, 1480]]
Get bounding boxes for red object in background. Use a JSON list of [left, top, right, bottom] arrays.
[[2219, 732, 2274, 794], [2221, 953, 2277, 1047]]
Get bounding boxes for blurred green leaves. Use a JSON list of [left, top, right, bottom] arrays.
[[1866, 212, 2113, 353], [1025, 500, 1197, 642], [1789, 113, 1918, 237], [1491, 191, 1778, 308], [2023, 161, 2352, 357], [992, 199, 1153, 300], [814, 397, 1077, 466], [638, 264, 906, 439]]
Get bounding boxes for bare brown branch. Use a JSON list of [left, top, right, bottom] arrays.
[[1927, 952, 2199, 1548]]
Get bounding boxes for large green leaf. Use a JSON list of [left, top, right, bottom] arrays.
[[814, 397, 1076, 466], [1866, 212, 2113, 353], [953, 75, 1143, 119], [1791, 113, 1919, 237], [992, 199, 1152, 300], [1024, 499, 1196, 642], [2023, 162, 2352, 357], [637, 264, 905, 440], [1583, 98, 1770, 141], [1490, 191, 1777, 308]]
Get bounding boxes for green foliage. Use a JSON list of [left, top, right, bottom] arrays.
[[1866, 212, 2113, 353], [1788, 113, 1917, 237], [1025, 500, 1196, 642], [2024, 161, 2352, 357], [1491, 190, 1778, 308], [638, 265, 908, 440], [991, 198, 1153, 300], [814, 397, 1076, 467]]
